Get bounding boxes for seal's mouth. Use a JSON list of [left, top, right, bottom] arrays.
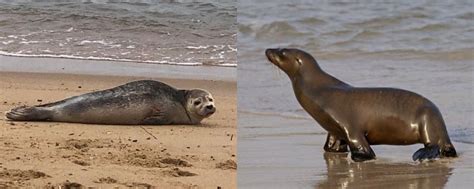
[[203, 109, 215, 117], [201, 105, 216, 117]]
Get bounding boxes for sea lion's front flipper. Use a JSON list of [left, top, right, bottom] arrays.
[[412, 145, 440, 161], [324, 134, 348, 153], [346, 133, 376, 162]]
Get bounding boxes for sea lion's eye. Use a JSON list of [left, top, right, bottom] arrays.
[[208, 98, 213, 102], [194, 100, 201, 106]]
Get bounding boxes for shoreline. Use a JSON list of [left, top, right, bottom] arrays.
[[238, 111, 474, 189], [0, 71, 237, 188], [0, 51, 238, 67], [0, 55, 236, 82]]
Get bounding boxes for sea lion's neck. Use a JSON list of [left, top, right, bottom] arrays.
[[291, 66, 347, 117], [291, 69, 346, 135], [292, 67, 348, 89]]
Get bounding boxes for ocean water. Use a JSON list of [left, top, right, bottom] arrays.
[[238, 0, 473, 145], [0, 0, 237, 66], [238, 0, 473, 60], [238, 0, 473, 188]]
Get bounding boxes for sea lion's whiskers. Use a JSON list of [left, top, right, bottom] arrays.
[[276, 67, 283, 78], [269, 62, 283, 79]]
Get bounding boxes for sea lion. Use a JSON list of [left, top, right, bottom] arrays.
[[5, 80, 216, 125], [265, 48, 457, 162]]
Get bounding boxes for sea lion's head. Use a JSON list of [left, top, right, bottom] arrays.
[[185, 89, 216, 123], [265, 48, 318, 77]]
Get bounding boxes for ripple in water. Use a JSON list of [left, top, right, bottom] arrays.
[[0, 0, 237, 67], [238, 0, 474, 144]]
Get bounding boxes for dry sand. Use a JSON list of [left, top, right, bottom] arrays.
[[0, 72, 236, 188]]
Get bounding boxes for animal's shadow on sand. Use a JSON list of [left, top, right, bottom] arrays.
[[316, 152, 452, 189]]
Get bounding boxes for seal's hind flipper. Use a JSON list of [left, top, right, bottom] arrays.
[[5, 106, 52, 121], [412, 146, 440, 161]]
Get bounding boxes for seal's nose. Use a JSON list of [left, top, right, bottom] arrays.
[[205, 104, 216, 115], [206, 105, 214, 110]]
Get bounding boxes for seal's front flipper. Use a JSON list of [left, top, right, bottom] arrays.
[[141, 106, 173, 125], [141, 116, 172, 125], [5, 106, 52, 121], [412, 146, 440, 161]]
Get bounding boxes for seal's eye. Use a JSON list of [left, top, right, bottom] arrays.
[[208, 98, 213, 102], [194, 100, 201, 106]]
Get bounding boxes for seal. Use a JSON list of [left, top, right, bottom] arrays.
[[265, 48, 457, 162], [5, 80, 216, 125]]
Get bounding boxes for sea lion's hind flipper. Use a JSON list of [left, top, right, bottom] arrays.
[[412, 145, 440, 161], [5, 106, 52, 121]]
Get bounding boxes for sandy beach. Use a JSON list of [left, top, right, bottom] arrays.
[[0, 71, 236, 188]]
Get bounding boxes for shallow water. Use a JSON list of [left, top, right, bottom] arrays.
[[0, 55, 236, 81], [238, 0, 474, 188], [0, 0, 237, 66], [238, 0, 473, 61], [238, 0, 473, 145], [239, 113, 474, 189]]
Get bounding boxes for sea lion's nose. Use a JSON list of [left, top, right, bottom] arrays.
[[265, 48, 276, 56], [266, 48, 284, 57]]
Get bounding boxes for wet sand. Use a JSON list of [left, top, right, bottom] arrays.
[[0, 71, 236, 188], [238, 112, 473, 189], [0, 55, 236, 81]]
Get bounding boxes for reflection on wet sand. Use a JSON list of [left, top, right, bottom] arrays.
[[317, 152, 452, 189]]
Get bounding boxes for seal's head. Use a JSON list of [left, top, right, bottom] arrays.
[[185, 89, 216, 122], [265, 48, 319, 77]]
